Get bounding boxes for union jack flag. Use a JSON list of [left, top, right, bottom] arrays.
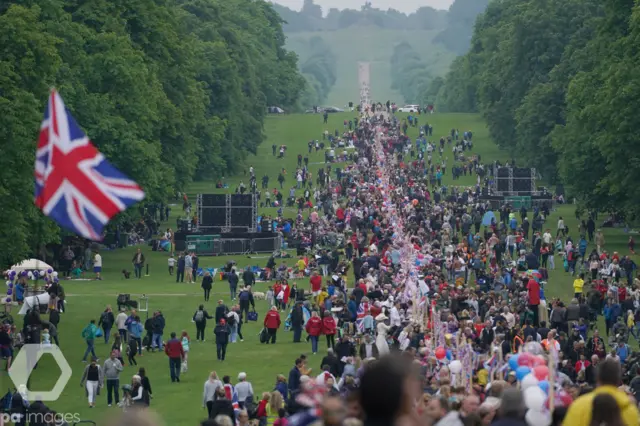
[[228, 385, 241, 416], [34, 90, 145, 240], [356, 301, 370, 333]]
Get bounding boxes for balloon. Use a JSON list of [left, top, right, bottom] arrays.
[[412, 199, 418, 206], [508, 354, 520, 371], [532, 356, 546, 367], [516, 366, 532, 381], [39, 270, 46, 277], [435, 347, 446, 360], [518, 352, 534, 367], [6, 290, 11, 296], [10, 271, 16, 277], [449, 360, 462, 374], [20, 271, 27, 276], [446, 350, 452, 361], [52, 272, 58, 277], [27, 272, 33, 280], [521, 373, 539, 390], [415, 260, 421, 266], [533, 365, 549, 381], [538, 380, 549, 394], [524, 386, 546, 411], [8, 283, 13, 289], [5, 297, 11, 303], [47, 269, 53, 274], [525, 409, 550, 426]]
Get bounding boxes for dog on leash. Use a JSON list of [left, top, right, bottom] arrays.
[[121, 269, 131, 279], [253, 291, 266, 300]]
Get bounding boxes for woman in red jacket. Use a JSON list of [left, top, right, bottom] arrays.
[[263, 307, 281, 344], [305, 311, 323, 354], [322, 311, 337, 350]]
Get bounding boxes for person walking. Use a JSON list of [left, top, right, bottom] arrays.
[[238, 286, 255, 323], [242, 267, 256, 288], [81, 320, 99, 362], [214, 319, 231, 361], [226, 308, 240, 343], [98, 305, 115, 344], [235, 372, 254, 409], [93, 250, 103, 280], [185, 252, 194, 283], [103, 350, 124, 407], [115, 309, 128, 343], [291, 302, 304, 343], [228, 269, 239, 300], [305, 311, 323, 354], [176, 252, 185, 283], [164, 332, 185, 383], [264, 307, 281, 344], [203, 371, 223, 417], [127, 315, 144, 356], [322, 311, 337, 350], [80, 357, 103, 408], [193, 304, 213, 342], [201, 271, 213, 302], [151, 311, 166, 352], [132, 248, 146, 279]]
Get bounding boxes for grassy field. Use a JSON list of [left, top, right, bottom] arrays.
[[285, 28, 457, 105], [2, 112, 638, 425]]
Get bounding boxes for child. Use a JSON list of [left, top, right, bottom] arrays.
[[273, 408, 288, 426], [127, 337, 138, 366], [112, 335, 125, 366], [181, 331, 190, 372], [266, 286, 275, 308], [41, 328, 51, 347], [168, 254, 176, 276]]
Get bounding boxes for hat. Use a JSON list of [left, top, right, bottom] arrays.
[[375, 313, 388, 321], [238, 372, 247, 380]]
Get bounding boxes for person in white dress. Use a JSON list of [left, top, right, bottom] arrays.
[[375, 313, 391, 356]]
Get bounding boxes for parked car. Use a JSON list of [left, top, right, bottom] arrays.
[[323, 106, 344, 113], [268, 106, 285, 114], [397, 104, 420, 113]]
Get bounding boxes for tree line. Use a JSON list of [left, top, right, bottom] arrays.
[[433, 0, 640, 217], [0, 0, 305, 265], [272, 0, 489, 56]]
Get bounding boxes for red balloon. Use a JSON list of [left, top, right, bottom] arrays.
[[533, 365, 549, 381], [435, 347, 446, 360], [517, 352, 534, 367], [532, 356, 546, 367]]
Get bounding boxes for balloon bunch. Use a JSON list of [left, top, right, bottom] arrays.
[[506, 346, 573, 426], [4, 268, 58, 303]]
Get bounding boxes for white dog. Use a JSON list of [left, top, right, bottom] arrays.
[[253, 291, 266, 300]]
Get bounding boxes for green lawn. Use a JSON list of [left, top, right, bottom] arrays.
[[3, 112, 638, 425]]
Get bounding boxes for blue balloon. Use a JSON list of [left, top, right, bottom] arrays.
[[6, 289, 12, 296], [415, 260, 421, 266], [508, 354, 520, 371], [538, 380, 550, 394], [515, 366, 531, 381], [446, 350, 452, 360]]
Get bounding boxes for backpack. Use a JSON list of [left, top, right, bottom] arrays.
[[227, 313, 236, 326], [240, 291, 250, 302], [194, 310, 204, 322]]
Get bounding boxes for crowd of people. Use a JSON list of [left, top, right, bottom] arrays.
[[3, 104, 640, 426]]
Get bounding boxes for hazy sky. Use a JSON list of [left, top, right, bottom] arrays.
[[272, 0, 455, 15]]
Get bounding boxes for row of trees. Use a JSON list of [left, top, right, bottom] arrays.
[[433, 0, 640, 215], [272, 0, 489, 55], [389, 43, 433, 105], [298, 37, 338, 106], [0, 0, 305, 265]]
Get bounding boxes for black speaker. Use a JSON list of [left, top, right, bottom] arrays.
[[201, 194, 227, 207], [230, 194, 254, 207], [230, 208, 252, 228], [497, 180, 510, 192], [200, 208, 226, 227]]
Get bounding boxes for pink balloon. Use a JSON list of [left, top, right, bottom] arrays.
[[532, 356, 546, 367], [533, 365, 549, 381], [518, 352, 534, 367]]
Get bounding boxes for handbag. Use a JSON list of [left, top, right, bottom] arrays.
[[248, 311, 259, 322], [181, 361, 188, 373], [95, 328, 103, 338]]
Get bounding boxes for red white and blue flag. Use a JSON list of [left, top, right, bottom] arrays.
[[356, 301, 370, 333], [34, 90, 144, 240]]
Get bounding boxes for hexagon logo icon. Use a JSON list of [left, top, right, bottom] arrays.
[[8, 344, 72, 401]]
